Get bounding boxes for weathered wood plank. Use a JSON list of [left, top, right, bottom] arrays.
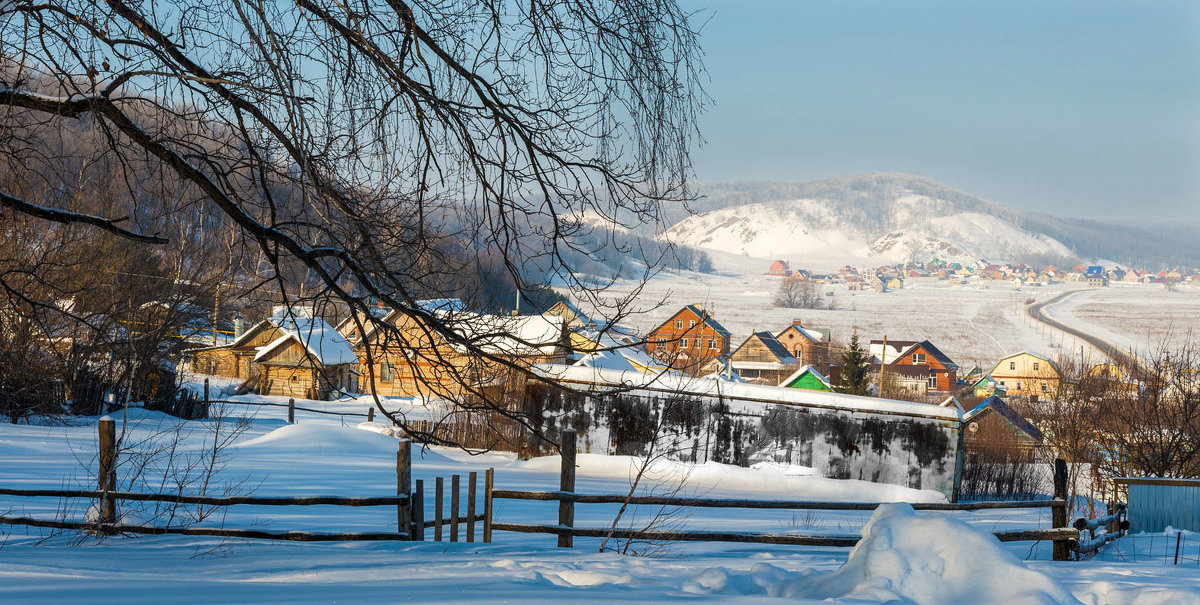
[[490, 490, 1065, 511]]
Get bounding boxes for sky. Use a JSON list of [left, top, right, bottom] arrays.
[[679, 0, 1200, 220]]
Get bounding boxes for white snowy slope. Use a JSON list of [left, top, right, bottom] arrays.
[[662, 195, 1075, 266]]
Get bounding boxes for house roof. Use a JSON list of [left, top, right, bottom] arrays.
[[250, 307, 358, 366], [993, 351, 1059, 373], [778, 322, 822, 344], [900, 340, 959, 371], [779, 365, 833, 390], [964, 396, 1043, 443], [739, 331, 796, 364], [653, 304, 731, 338]]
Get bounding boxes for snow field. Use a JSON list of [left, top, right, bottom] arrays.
[[2, 392, 1199, 603]]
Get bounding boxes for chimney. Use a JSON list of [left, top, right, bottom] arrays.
[[376, 300, 386, 308], [793, 319, 803, 327], [693, 302, 704, 311], [233, 316, 245, 337]]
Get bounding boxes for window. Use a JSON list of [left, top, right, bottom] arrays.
[[1033, 362, 1040, 371], [999, 380, 1006, 387], [680, 338, 689, 349], [381, 362, 395, 381], [913, 352, 926, 364], [689, 319, 696, 328], [928, 373, 938, 388], [675, 319, 683, 330], [1041, 381, 1050, 392], [708, 338, 718, 350], [1009, 361, 1016, 371]]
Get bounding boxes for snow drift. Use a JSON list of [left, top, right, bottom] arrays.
[[686, 503, 1079, 604]]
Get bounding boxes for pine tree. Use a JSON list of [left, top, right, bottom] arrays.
[[837, 331, 872, 396]]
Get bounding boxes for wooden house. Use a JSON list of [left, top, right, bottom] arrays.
[[704, 331, 797, 384], [963, 396, 1042, 462], [766, 260, 791, 276], [190, 306, 357, 400], [870, 339, 959, 394], [775, 320, 831, 373], [779, 365, 833, 391], [646, 304, 731, 375], [353, 307, 569, 401], [989, 352, 1060, 400]]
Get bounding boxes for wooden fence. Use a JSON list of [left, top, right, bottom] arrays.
[[3, 423, 1127, 561], [0, 417, 413, 541], [479, 430, 1089, 561]]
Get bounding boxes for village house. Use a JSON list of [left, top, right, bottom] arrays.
[[869, 339, 959, 393], [190, 306, 357, 400], [963, 396, 1043, 463], [645, 304, 732, 374], [704, 330, 798, 385], [766, 260, 791, 276], [775, 320, 832, 373], [778, 365, 834, 391], [989, 352, 1061, 400], [350, 305, 569, 400]]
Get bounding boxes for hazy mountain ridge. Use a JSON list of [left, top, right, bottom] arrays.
[[659, 174, 1199, 268]]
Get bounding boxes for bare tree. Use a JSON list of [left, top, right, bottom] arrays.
[[774, 277, 832, 310], [0, 1, 706, 441]]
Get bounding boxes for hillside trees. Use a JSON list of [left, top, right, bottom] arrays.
[[0, 0, 705, 437]]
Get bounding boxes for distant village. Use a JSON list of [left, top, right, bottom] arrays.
[[182, 292, 1104, 462], [765, 259, 1200, 292]]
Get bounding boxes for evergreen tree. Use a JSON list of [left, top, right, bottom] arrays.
[[837, 331, 872, 396]]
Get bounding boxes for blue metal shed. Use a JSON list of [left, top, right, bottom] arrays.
[[1114, 477, 1200, 533]]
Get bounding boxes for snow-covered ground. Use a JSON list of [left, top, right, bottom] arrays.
[[3, 386, 1198, 604], [596, 251, 1200, 370], [1040, 284, 1200, 359], [602, 251, 1077, 369]]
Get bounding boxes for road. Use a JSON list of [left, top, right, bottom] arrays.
[[1026, 289, 1142, 370]]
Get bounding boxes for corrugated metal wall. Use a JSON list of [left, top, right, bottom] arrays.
[[1123, 479, 1200, 533]]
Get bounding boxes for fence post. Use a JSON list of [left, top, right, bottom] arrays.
[[451, 474, 460, 542], [397, 440, 412, 538], [435, 476, 444, 542], [413, 479, 425, 541], [467, 471, 477, 543], [1174, 531, 1182, 565], [484, 468, 494, 544], [1052, 457, 1069, 561], [288, 398, 295, 424], [202, 378, 209, 420], [97, 417, 117, 528], [367, 407, 375, 422], [558, 429, 576, 548]]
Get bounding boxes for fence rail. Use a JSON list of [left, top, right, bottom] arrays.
[[0, 487, 407, 507], [490, 489, 1066, 511], [0, 515, 410, 541]]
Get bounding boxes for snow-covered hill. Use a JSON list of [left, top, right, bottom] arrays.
[[661, 177, 1078, 267]]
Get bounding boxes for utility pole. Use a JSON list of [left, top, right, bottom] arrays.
[[878, 335, 887, 398]]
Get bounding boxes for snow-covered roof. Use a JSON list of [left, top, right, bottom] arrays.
[[963, 396, 1042, 442], [251, 306, 358, 366], [534, 364, 962, 421], [443, 312, 565, 357], [779, 365, 834, 389], [574, 328, 664, 371]]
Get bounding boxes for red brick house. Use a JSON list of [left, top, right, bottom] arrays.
[[870, 339, 959, 394], [766, 260, 790, 276], [646, 304, 731, 374], [775, 320, 831, 374]]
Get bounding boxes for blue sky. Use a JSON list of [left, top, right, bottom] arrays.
[[680, 0, 1200, 219]]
